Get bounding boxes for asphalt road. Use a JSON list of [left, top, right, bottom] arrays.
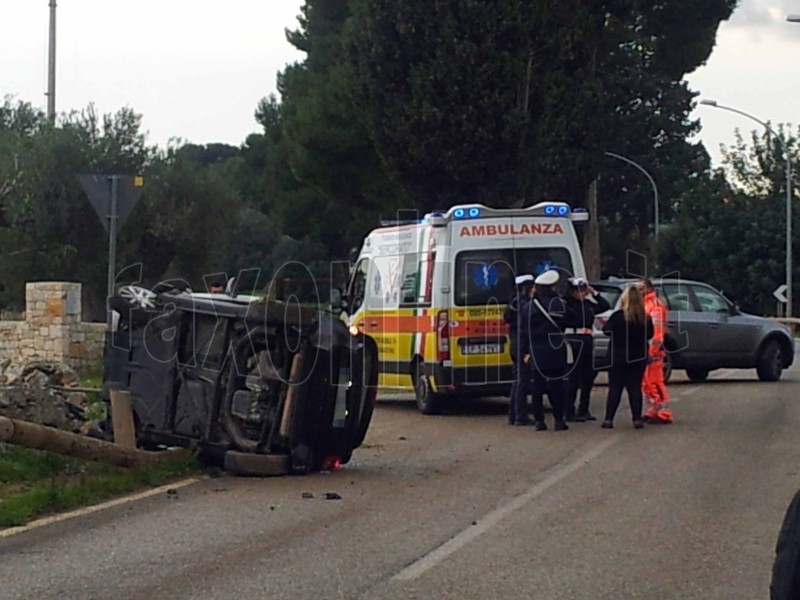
[[2, 358, 799, 600]]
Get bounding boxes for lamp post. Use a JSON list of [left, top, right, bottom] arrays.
[[699, 99, 793, 319], [788, 14, 800, 22], [604, 150, 660, 253], [47, 0, 57, 122]]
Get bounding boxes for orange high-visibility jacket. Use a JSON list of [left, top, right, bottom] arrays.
[[644, 291, 666, 356]]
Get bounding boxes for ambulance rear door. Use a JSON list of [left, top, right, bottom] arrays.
[[447, 206, 581, 387]]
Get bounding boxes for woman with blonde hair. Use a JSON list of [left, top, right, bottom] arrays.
[[601, 285, 654, 429]]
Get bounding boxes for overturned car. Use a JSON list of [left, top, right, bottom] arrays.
[[102, 285, 379, 475]]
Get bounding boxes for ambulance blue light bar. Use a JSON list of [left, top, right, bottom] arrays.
[[452, 206, 482, 219], [439, 202, 588, 222]]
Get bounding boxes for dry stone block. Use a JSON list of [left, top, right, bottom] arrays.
[[46, 296, 65, 317]]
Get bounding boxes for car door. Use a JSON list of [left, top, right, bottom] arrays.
[[688, 283, 758, 363], [659, 282, 703, 362]]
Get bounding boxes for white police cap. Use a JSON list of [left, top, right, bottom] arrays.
[[514, 274, 534, 285], [568, 277, 588, 288], [534, 270, 560, 286]]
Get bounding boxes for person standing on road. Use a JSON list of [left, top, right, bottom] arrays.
[[563, 277, 610, 422], [519, 270, 569, 432], [771, 487, 800, 599], [601, 286, 653, 429], [505, 274, 535, 425], [638, 278, 673, 424]]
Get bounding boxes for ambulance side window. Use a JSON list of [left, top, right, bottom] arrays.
[[349, 259, 369, 313], [366, 256, 401, 310], [400, 253, 422, 306]]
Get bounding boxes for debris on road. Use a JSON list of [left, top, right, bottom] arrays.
[[0, 360, 90, 433]]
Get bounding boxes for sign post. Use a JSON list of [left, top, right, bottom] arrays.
[[774, 284, 788, 318], [78, 174, 144, 329]]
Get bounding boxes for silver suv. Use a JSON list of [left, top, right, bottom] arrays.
[[591, 278, 795, 382]]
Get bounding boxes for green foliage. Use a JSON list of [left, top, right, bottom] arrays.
[[347, 0, 536, 209], [0, 444, 199, 527], [659, 126, 798, 315], [0, 1, 779, 322], [272, 2, 406, 257], [0, 95, 326, 312]]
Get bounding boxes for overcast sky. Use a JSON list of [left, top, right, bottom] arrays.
[[2, 1, 799, 167]]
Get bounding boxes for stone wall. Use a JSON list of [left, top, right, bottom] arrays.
[[0, 282, 105, 373]]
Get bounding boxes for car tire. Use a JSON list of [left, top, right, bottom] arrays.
[[756, 340, 784, 382], [413, 361, 443, 415], [685, 368, 709, 382], [662, 352, 673, 383]]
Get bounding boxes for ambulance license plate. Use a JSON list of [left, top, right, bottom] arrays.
[[464, 343, 502, 355]]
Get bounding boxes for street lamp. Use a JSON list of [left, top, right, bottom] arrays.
[[787, 15, 800, 22], [699, 99, 793, 318], [604, 151, 660, 246]]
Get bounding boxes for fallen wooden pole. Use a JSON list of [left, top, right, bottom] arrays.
[[0, 416, 180, 468]]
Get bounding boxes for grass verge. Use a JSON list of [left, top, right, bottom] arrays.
[[0, 444, 199, 528]]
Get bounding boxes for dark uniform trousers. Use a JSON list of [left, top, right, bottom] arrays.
[[510, 358, 529, 423], [566, 335, 594, 417], [508, 358, 519, 423], [513, 361, 565, 423], [524, 331, 567, 423], [530, 364, 566, 422]]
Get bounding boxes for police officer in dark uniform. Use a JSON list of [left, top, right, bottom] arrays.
[[771, 487, 800, 599], [563, 277, 610, 422], [521, 269, 569, 431], [505, 274, 534, 425]]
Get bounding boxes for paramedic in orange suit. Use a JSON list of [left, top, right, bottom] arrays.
[[638, 278, 672, 423]]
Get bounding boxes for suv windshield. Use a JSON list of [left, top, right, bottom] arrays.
[[454, 248, 573, 306]]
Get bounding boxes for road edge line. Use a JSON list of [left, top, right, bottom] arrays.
[[0, 476, 204, 539]]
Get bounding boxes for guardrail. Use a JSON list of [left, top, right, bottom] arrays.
[[770, 318, 800, 333]]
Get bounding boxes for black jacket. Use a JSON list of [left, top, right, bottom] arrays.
[[520, 288, 568, 371], [771, 488, 800, 599], [564, 293, 611, 333], [602, 310, 654, 365], [503, 291, 526, 362]]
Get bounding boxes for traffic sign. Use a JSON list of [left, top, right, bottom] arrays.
[[79, 174, 144, 234], [773, 284, 788, 304], [78, 174, 145, 329]]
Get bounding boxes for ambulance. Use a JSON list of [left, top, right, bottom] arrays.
[[337, 202, 589, 414]]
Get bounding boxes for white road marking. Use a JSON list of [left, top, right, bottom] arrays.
[[0, 477, 203, 539], [675, 369, 738, 401], [392, 435, 620, 582]]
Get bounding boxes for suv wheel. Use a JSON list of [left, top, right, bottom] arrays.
[[686, 368, 709, 382], [662, 352, 673, 383], [413, 361, 443, 415], [756, 340, 784, 382]]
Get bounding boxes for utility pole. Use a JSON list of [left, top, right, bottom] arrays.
[[47, 0, 57, 122]]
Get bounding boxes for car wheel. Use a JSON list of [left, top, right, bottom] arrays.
[[117, 284, 157, 309], [413, 361, 443, 415], [756, 340, 784, 382], [662, 352, 673, 383], [685, 368, 709, 382]]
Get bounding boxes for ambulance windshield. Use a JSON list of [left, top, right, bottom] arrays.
[[453, 248, 573, 306]]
